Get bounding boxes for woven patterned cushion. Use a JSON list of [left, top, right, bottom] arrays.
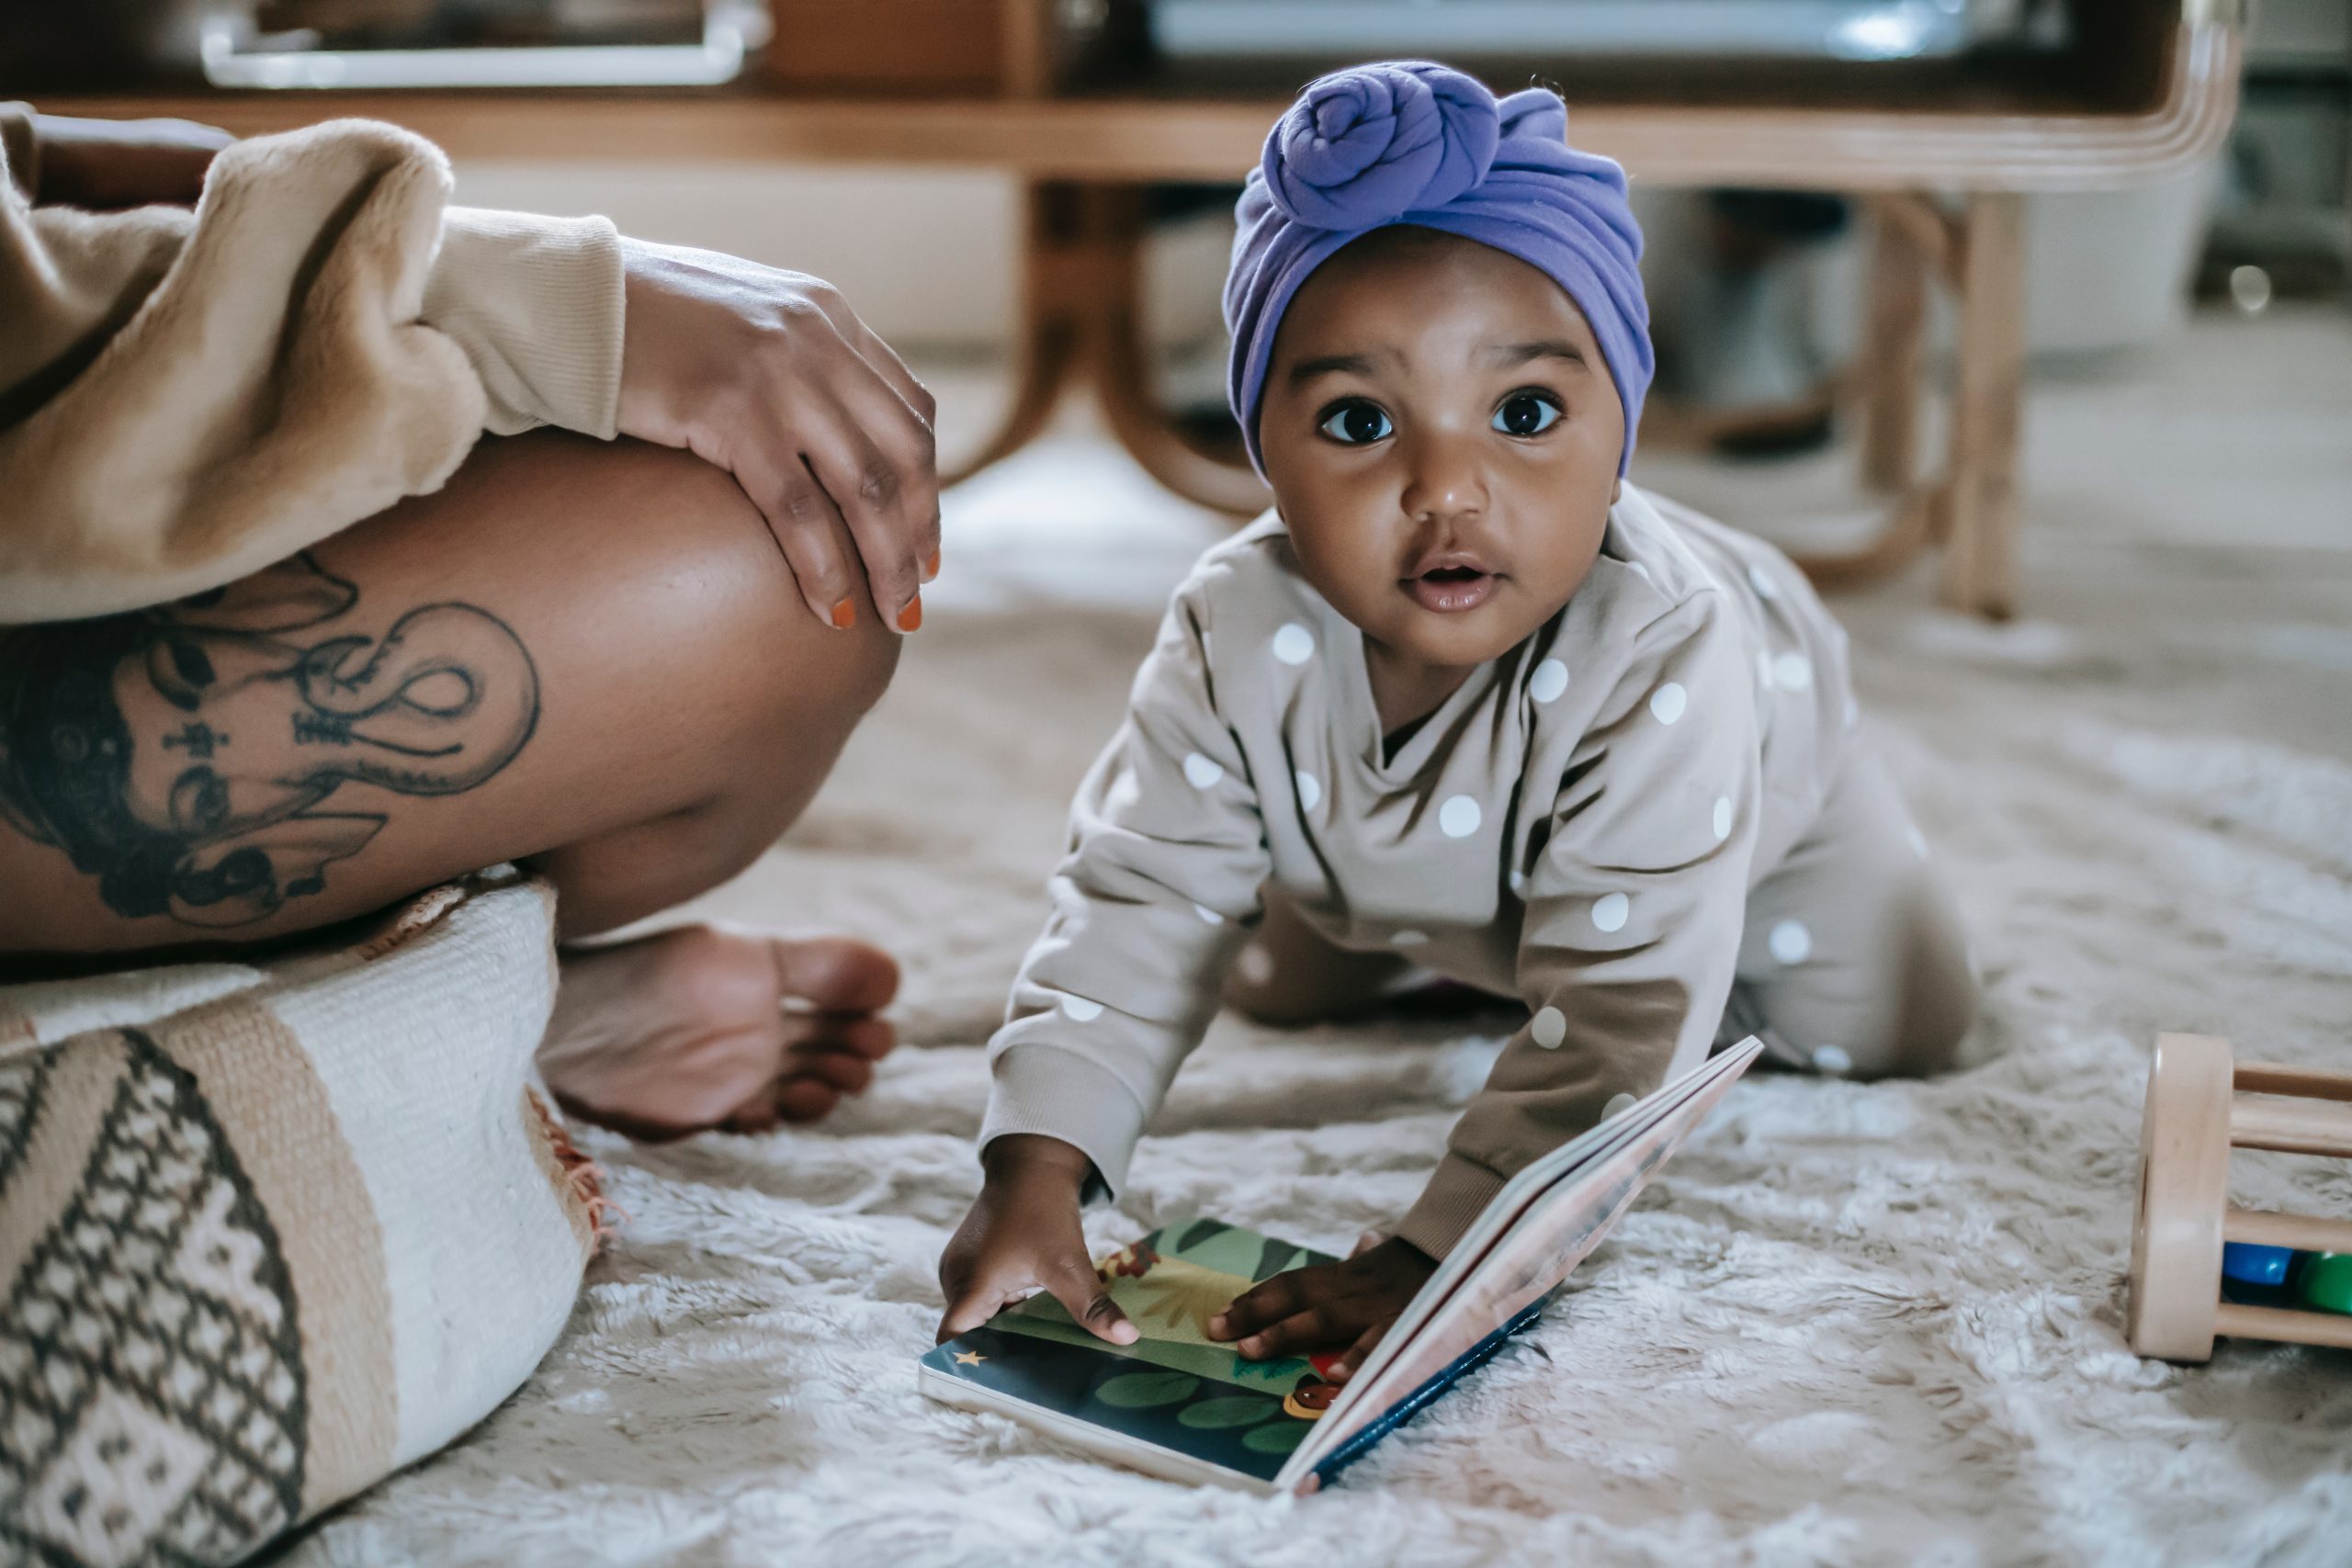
[[0, 872, 594, 1568]]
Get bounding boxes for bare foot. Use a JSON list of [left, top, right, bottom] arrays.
[[539, 924, 899, 1140]]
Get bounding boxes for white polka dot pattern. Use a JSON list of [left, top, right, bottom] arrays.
[[1530, 658, 1569, 704], [1772, 652, 1814, 692], [1602, 1092, 1638, 1119], [1649, 682, 1688, 725], [1392, 930, 1429, 947], [1235, 947, 1275, 987], [1193, 903, 1222, 925], [1748, 563, 1779, 599], [1906, 821, 1928, 858], [1060, 993, 1104, 1021], [1769, 919, 1813, 965], [1713, 796, 1733, 841], [1439, 795, 1482, 838], [1813, 1044, 1854, 1075], [1592, 891, 1630, 932], [1295, 771, 1322, 812], [1182, 751, 1223, 789], [1272, 623, 1316, 666], [1531, 1007, 1567, 1048]]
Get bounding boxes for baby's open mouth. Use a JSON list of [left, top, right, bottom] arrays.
[[1404, 563, 1498, 614]]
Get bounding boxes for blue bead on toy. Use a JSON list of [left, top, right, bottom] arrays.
[[2221, 1243, 2296, 1287]]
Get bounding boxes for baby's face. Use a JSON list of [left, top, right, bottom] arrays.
[[1260, 228, 1624, 675]]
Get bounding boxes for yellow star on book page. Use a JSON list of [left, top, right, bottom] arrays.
[[953, 1350, 986, 1365]]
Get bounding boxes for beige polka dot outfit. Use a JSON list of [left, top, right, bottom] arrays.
[[980, 484, 1973, 1259]]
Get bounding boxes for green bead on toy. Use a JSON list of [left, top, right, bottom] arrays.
[[2297, 1253, 2352, 1315]]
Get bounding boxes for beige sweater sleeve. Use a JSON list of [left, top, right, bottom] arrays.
[[0, 105, 623, 625], [1394, 590, 1763, 1258], [978, 585, 1269, 1196]]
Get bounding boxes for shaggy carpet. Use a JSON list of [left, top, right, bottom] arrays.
[[284, 309, 2352, 1567]]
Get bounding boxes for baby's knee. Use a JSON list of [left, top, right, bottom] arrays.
[[1851, 898, 1977, 1081]]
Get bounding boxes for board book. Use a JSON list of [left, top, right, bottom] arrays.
[[920, 1035, 1763, 1492]]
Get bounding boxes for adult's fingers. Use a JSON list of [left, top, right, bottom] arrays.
[[797, 378, 933, 630], [843, 326, 942, 580], [749, 449, 863, 629], [1047, 1254, 1138, 1346]]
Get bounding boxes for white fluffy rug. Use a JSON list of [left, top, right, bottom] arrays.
[[287, 310, 2352, 1567]]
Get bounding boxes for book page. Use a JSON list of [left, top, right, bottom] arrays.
[[1283, 1039, 1762, 1485]]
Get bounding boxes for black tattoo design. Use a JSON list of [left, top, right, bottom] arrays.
[[0, 554, 539, 927]]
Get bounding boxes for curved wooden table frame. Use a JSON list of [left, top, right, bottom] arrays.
[[41, 18, 2241, 615]]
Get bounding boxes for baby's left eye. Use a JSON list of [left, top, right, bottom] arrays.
[[1493, 393, 1562, 437]]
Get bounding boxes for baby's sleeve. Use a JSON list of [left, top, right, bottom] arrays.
[[978, 582, 1270, 1197], [1395, 590, 1762, 1259]]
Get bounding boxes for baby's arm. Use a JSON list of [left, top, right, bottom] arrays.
[[939, 585, 1271, 1341], [1400, 592, 1764, 1262]]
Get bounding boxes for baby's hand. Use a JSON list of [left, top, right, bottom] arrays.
[[1207, 1235, 1436, 1379], [935, 1134, 1139, 1347]]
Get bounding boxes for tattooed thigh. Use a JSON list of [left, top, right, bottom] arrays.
[[0, 553, 539, 931]]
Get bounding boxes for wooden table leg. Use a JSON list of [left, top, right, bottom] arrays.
[[1860, 198, 1931, 495], [1078, 186, 1272, 516], [950, 180, 1272, 514], [1940, 191, 2028, 618], [944, 182, 1087, 485]]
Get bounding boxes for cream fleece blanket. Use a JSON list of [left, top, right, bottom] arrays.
[[285, 312, 2351, 1567], [0, 108, 622, 625]]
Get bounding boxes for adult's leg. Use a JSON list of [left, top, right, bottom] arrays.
[[1729, 740, 1977, 1078], [0, 431, 904, 1126]]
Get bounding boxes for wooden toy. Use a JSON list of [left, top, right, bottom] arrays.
[[2128, 1032, 2352, 1362]]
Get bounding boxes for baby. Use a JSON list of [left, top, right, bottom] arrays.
[[937, 62, 1976, 1374]]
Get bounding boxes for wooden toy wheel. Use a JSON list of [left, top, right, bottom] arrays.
[[2128, 1033, 2235, 1362]]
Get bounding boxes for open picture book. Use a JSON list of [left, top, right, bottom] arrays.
[[921, 1035, 1764, 1493]]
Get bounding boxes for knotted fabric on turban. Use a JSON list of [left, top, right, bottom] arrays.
[[1224, 61, 1652, 478]]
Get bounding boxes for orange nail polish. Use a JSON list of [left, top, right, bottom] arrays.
[[925, 547, 942, 581], [831, 597, 855, 629], [896, 593, 923, 634]]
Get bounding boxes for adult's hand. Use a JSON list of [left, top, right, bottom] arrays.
[[31, 113, 233, 209], [616, 238, 940, 633]]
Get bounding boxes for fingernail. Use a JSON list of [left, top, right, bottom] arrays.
[[925, 547, 942, 581], [896, 593, 923, 634], [831, 597, 855, 630]]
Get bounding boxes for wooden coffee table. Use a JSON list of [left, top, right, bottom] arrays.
[[37, 1, 2243, 616]]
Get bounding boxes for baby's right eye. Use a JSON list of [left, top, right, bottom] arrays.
[[1317, 400, 1394, 446]]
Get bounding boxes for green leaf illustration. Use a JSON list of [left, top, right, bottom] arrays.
[[1177, 1396, 1277, 1430], [1095, 1371, 1200, 1409], [1242, 1419, 1310, 1455]]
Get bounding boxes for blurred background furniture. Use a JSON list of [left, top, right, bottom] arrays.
[[17, 0, 2253, 616]]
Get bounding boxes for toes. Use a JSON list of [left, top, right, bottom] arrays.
[[788, 1048, 876, 1096], [780, 1011, 896, 1063], [770, 937, 900, 1015], [772, 1078, 842, 1123]]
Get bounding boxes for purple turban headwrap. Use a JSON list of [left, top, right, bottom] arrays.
[[1224, 61, 1652, 478]]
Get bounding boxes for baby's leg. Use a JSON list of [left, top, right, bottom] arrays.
[[1224, 888, 1413, 1026], [1727, 742, 1976, 1078]]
